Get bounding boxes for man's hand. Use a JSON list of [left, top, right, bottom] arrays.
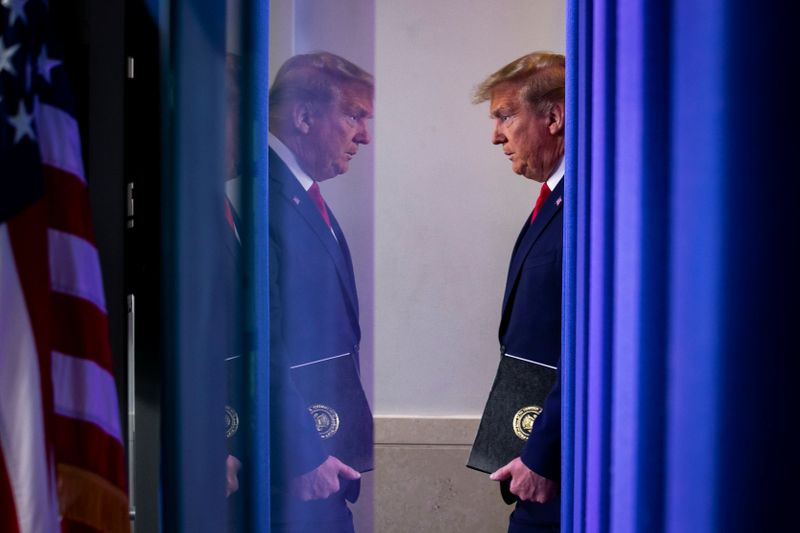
[[490, 457, 557, 503], [289, 456, 361, 501], [226, 454, 242, 497]]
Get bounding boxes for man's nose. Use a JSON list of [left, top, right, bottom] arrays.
[[355, 121, 371, 145], [492, 123, 505, 145]]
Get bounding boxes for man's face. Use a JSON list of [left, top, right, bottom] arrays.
[[302, 83, 373, 181], [489, 81, 560, 183]]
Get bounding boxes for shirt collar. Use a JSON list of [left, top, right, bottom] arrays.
[[268, 131, 315, 192], [546, 156, 565, 191], [225, 176, 240, 213]]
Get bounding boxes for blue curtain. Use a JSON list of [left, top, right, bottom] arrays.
[[564, 0, 799, 531], [161, 1, 228, 531], [162, 0, 270, 531], [239, 0, 271, 530]]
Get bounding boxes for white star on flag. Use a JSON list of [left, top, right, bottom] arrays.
[[0, 36, 20, 75], [7, 100, 36, 143], [38, 45, 61, 84], [1, 0, 29, 26]]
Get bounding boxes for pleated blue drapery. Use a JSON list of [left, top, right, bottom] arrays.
[[564, 0, 799, 531], [162, 1, 228, 531], [239, 0, 271, 530], [162, 0, 270, 531]]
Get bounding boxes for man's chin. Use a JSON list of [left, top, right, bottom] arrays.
[[334, 162, 350, 175], [317, 167, 343, 182], [518, 165, 544, 182]]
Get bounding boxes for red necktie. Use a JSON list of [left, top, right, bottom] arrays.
[[530, 182, 552, 224], [307, 182, 332, 228]]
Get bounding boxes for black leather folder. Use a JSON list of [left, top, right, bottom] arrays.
[[467, 354, 557, 475], [290, 352, 374, 473]]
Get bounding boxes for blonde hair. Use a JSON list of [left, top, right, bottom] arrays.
[[269, 51, 373, 116], [473, 52, 565, 116]]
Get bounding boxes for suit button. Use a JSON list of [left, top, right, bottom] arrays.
[[354, 344, 360, 352]]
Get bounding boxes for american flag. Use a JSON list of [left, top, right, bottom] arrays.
[[1, 1, 129, 532]]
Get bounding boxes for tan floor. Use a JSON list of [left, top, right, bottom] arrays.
[[353, 417, 510, 533]]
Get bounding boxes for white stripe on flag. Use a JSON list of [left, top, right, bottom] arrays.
[[52, 351, 123, 443], [48, 229, 107, 312], [0, 225, 61, 533], [35, 103, 86, 182]]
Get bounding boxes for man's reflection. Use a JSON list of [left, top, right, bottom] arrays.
[[267, 52, 374, 533], [222, 53, 243, 519]]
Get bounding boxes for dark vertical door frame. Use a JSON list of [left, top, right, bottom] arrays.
[[124, 0, 163, 531]]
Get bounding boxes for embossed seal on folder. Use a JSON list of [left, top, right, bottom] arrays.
[[512, 405, 543, 441], [225, 405, 239, 439], [309, 403, 340, 439]]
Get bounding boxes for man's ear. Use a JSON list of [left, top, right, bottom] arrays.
[[292, 102, 314, 135], [547, 101, 565, 135]]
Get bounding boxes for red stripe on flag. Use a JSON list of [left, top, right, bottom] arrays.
[[42, 165, 96, 244], [54, 416, 127, 492], [0, 445, 21, 533], [50, 293, 114, 374]]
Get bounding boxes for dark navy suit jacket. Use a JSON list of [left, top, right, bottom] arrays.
[[267, 148, 362, 485], [499, 179, 564, 482]]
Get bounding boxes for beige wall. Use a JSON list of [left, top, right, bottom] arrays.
[[374, 0, 566, 417]]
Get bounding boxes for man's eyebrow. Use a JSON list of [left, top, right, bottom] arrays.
[[344, 103, 374, 119], [490, 105, 514, 118]]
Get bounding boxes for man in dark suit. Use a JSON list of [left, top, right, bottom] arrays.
[[474, 52, 566, 533], [266, 52, 373, 533]]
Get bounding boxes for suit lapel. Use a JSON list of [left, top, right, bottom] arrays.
[[269, 149, 360, 325], [328, 211, 360, 318], [510, 210, 533, 258], [501, 180, 564, 317]]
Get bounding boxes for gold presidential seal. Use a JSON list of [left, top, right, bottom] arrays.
[[308, 404, 340, 439], [225, 405, 239, 439], [512, 406, 543, 441]]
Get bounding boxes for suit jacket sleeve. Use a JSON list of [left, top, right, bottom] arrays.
[[269, 235, 328, 480], [520, 362, 560, 481]]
